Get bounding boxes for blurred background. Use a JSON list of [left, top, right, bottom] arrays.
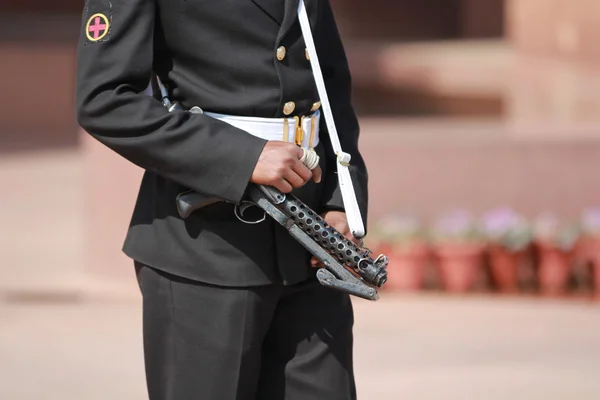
[[1, 0, 600, 399]]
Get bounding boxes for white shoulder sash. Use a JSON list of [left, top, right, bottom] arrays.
[[297, 0, 366, 238]]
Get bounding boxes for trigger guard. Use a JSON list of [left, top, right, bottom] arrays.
[[234, 202, 266, 225]]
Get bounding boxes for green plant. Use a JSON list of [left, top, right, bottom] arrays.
[[430, 209, 484, 244], [533, 212, 580, 251], [373, 213, 428, 245], [481, 208, 533, 252], [580, 207, 600, 239]]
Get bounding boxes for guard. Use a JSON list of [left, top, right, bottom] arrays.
[[75, 0, 370, 398]]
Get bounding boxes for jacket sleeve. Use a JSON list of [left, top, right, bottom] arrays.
[[75, 0, 267, 203], [315, 0, 369, 226]]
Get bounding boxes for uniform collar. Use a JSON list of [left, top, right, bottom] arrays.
[[251, 0, 318, 29], [250, 0, 286, 25]]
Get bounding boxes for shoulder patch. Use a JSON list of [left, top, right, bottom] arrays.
[[83, 0, 113, 44]]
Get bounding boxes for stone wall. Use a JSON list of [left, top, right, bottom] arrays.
[[505, 0, 600, 129], [0, 43, 78, 150], [332, 0, 462, 41], [506, 0, 600, 64], [0, 0, 81, 13], [332, 0, 504, 41], [0, 14, 80, 151]]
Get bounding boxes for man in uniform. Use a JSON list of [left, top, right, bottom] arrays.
[[75, 0, 369, 399]]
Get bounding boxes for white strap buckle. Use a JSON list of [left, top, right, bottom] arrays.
[[336, 151, 351, 166]]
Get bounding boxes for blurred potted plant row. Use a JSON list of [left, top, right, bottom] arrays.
[[366, 208, 600, 296]]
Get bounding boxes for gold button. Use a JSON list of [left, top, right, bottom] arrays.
[[283, 101, 296, 115], [311, 101, 321, 111], [276, 46, 286, 61], [305, 48, 310, 60]]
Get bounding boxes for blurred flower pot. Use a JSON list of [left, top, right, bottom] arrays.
[[488, 245, 525, 293], [369, 213, 429, 292], [364, 239, 391, 260], [535, 241, 573, 295], [575, 237, 600, 294], [589, 244, 600, 295], [433, 242, 485, 293], [481, 208, 533, 294], [431, 210, 485, 293], [385, 242, 430, 291], [533, 213, 580, 296], [577, 208, 600, 294]]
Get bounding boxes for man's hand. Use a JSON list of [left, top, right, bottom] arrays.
[[251, 141, 322, 193], [311, 210, 362, 268]]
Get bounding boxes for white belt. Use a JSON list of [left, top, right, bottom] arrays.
[[204, 110, 320, 149]]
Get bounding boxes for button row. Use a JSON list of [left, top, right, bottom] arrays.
[[275, 46, 310, 62], [276, 46, 318, 116], [282, 101, 321, 116]]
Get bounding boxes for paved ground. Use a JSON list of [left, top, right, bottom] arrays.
[[1, 293, 600, 399], [0, 149, 85, 294], [2, 147, 600, 399]]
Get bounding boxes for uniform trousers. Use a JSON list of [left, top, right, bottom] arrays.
[[134, 262, 357, 400]]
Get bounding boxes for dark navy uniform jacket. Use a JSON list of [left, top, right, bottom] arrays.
[[75, 0, 369, 287]]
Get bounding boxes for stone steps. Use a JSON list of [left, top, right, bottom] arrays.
[[357, 117, 600, 222], [346, 39, 510, 116]]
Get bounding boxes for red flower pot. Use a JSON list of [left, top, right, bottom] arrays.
[[370, 242, 393, 257], [535, 241, 573, 296], [573, 237, 593, 265], [488, 245, 524, 293], [580, 238, 600, 294], [384, 242, 430, 292], [433, 242, 485, 293], [365, 241, 392, 266]]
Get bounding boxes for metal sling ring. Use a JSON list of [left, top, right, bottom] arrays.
[[234, 201, 267, 225]]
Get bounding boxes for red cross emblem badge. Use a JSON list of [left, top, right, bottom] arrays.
[[86, 13, 110, 42]]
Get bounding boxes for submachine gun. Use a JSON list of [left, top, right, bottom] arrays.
[[176, 182, 388, 301]]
